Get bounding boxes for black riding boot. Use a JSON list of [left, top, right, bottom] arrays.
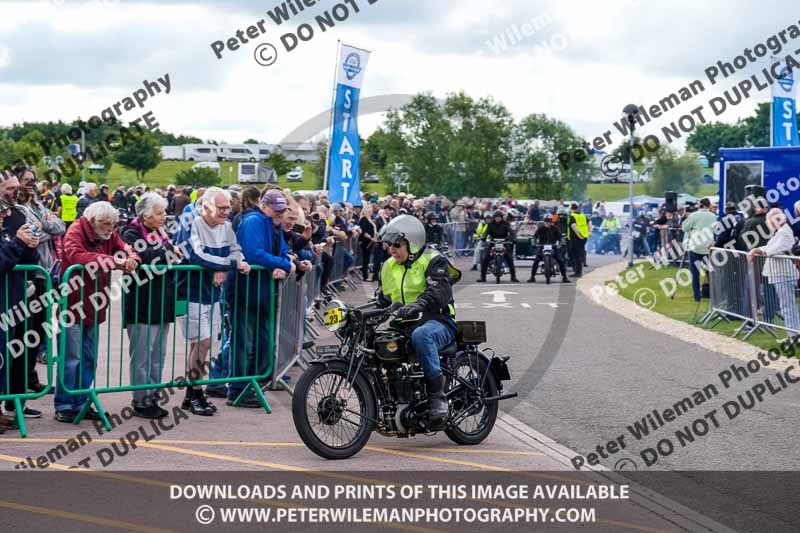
[[426, 375, 448, 421]]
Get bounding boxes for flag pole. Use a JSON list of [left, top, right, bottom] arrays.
[[322, 40, 341, 193]]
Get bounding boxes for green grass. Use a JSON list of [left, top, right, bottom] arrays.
[[505, 183, 718, 202], [612, 263, 795, 354], [585, 183, 718, 202], [98, 161, 387, 195]]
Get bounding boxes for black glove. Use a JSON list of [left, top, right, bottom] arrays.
[[396, 304, 422, 320]]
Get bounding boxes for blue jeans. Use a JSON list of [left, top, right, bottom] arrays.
[[454, 231, 466, 256], [55, 325, 98, 413], [227, 303, 271, 400], [689, 252, 707, 302], [411, 319, 456, 379], [206, 327, 230, 392]]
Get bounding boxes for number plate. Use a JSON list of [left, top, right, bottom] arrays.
[[324, 308, 343, 327], [543, 244, 553, 251], [316, 345, 340, 356]]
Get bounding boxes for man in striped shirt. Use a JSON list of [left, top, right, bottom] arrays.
[[182, 187, 250, 416]]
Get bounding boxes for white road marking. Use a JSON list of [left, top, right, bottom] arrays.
[[480, 290, 518, 303]]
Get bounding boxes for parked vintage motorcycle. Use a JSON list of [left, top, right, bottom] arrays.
[[292, 298, 516, 460]]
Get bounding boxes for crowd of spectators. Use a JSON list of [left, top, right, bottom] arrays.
[[6, 167, 800, 431]]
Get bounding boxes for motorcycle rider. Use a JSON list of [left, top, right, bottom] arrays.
[[424, 211, 445, 246], [376, 215, 462, 422], [478, 210, 519, 283], [527, 215, 570, 283]]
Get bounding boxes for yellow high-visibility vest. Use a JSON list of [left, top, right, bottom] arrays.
[[569, 212, 589, 239], [60, 194, 78, 222], [381, 250, 460, 317]]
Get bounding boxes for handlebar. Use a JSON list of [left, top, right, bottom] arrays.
[[360, 301, 402, 319]]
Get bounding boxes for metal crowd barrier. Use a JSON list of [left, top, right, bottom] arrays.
[[271, 272, 306, 393], [703, 248, 800, 340], [0, 265, 56, 437], [56, 264, 276, 432], [702, 249, 758, 335], [12, 233, 364, 436], [751, 253, 800, 337], [442, 222, 478, 256]]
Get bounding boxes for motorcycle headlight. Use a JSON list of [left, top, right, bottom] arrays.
[[323, 300, 348, 332]]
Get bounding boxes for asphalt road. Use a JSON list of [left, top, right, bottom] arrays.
[[451, 253, 800, 532]]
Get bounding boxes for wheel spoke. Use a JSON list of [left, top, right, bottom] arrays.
[[447, 360, 491, 437], [304, 369, 367, 450]]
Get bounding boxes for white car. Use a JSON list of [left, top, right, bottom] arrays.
[[286, 167, 304, 182], [192, 161, 221, 175]]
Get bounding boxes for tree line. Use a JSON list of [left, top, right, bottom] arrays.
[[0, 97, 777, 197]]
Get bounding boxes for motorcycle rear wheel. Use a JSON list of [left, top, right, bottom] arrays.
[[292, 361, 376, 460], [444, 352, 499, 445]]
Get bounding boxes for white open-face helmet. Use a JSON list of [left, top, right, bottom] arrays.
[[378, 214, 426, 255]]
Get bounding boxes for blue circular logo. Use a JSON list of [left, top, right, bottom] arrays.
[[343, 52, 362, 81], [778, 67, 795, 92]]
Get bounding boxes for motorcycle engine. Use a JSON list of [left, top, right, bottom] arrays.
[[387, 366, 424, 434]]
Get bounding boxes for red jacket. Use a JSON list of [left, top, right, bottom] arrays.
[[63, 216, 137, 326]]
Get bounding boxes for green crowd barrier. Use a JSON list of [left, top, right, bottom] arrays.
[[56, 263, 276, 431], [0, 265, 55, 438]]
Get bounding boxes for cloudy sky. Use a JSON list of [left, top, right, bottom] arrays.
[[0, 0, 796, 149]]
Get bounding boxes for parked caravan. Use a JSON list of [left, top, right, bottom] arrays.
[[238, 163, 277, 184], [160, 146, 184, 160], [252, 144, 277, 161], [184, 144, 219, 162], [218, 144, 257, 162]]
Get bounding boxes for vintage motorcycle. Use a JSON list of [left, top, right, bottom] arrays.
[[538, 242, 558, 284], [486, 239, 513, 284], [291, 299, 516, 460]]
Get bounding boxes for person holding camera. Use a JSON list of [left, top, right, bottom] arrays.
[[281, 200, 314, 275], [0, 169, 41, 423], [15, 168, 65, 392], [357, 204, 378, 281]]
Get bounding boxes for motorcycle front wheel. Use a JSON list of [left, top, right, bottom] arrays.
[[292, 361, 376, 460], [544, 255, 553, 284], [445, 352, 499, 445]]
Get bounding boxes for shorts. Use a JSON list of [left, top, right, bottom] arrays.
[[180, 302, 223, 342]]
